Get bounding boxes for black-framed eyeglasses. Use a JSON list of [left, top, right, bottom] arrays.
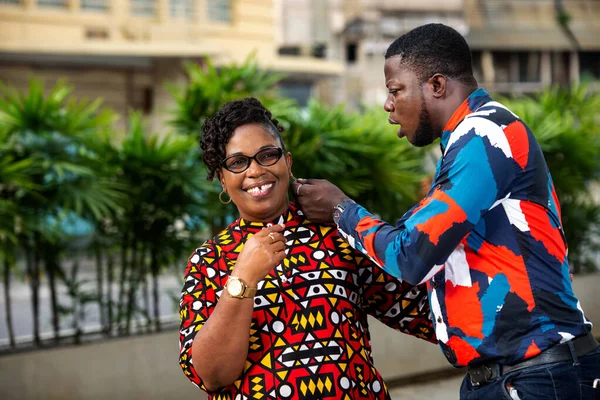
[[221, 147, 284, 173]]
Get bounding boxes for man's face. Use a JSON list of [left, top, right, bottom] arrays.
[[383, 57, 436, 147]]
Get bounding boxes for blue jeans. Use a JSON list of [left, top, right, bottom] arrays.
[[459, 346, 600, 400]]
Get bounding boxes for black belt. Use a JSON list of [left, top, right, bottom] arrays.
[[466, 333, 599, 387]]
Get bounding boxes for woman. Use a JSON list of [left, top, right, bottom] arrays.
[[178, 97, 435, 400]]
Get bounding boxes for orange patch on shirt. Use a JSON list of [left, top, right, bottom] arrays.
[[415, 189, 468, 245], [467, 242, 535, 312], [520, 201, 566, 263], [445, 281, 484, 339], [356, 217, 385, 266], [504, 121, 529, 170], [524, 340, 541, 359], [447, 336, 481, 366]]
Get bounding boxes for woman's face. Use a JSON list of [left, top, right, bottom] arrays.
[[220, 123, 292, 222]]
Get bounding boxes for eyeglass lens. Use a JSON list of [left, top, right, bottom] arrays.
[[224, 147, 283, 173]]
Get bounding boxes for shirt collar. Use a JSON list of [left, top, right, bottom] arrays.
[[440, 88, 492, 153]]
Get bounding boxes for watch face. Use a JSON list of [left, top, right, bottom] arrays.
[[227, 278, 244, 297]]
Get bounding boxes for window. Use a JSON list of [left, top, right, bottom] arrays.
[[207, 0, 231, 22], [279, 82, 312, 107], [170, 0, 193, 18], [37, 0, 67, 8], [131, 0, 154, 16], [81, 0, 108, 12], [580, 51, 600, 80], [346, 42, 358, 64], [518, 52, 540, 83], [0, 0, 22, 5]]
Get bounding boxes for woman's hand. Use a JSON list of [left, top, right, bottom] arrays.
[[232, 223, 287, 286]]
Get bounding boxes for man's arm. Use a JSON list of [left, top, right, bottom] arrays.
[[295, 118, 515, 284]]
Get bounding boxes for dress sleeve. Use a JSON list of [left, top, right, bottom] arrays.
[[178, 242, 220, 391], [357, 254, 437, 344]]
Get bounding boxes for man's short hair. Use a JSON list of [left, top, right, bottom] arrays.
[[385, 23, 477, 87]]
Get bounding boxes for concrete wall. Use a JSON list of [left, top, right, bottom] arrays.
[[1, 272, 598, 400]]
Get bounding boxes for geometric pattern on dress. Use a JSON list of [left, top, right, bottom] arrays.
[[179, 203, 436, 399]]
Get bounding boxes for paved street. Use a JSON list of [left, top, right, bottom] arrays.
[[389, 375, 463, 399], [0, 266, 183, 344]]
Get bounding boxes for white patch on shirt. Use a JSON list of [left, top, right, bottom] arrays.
[[444, 244, 472, 287], [490, 192, 511, 210], [558, 332, 575, 343], [502, 199, 530, 232], [445, 117, 513, 160], [419, 263, 445, 285], [430, 286, 449, 343]]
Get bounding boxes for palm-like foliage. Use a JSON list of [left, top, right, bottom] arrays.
[[109, 112, 208, 332], [283, 101, 427, 221], [0, 78, 124, 343], [500, 85, 600, 272], [169, 55, 295, 137]]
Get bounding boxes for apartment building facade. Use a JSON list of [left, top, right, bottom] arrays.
[[298, 0, 600, 109], [0, 0, 344, 131]]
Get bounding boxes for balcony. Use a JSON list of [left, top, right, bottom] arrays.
[[464, 0, 600, 50]]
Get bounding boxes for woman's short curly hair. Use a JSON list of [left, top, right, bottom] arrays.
[[200, 97, 285, 181]]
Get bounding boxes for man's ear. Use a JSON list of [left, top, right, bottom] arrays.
[[428, 74, 447, 98]]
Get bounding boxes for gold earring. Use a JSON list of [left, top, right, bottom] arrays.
[[219, 190, 231, 205]]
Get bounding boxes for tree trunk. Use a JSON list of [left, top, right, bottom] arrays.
[[105, 255, 114, 336], [125, 237, 138, 335], [95, 244, 106, 331], [117, 233, 129, 333], [151, 249, 161, 332], [71, 259, 81, 345], [45, 251, 61, 343], [30, 233, 41, 346], [141, 242, 151, 331], [3, 248, 16, 347]]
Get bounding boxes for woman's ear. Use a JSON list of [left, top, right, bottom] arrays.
[[286, 151, 293, 177]]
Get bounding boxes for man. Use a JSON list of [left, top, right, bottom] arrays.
[[292, 23, 599, 399]]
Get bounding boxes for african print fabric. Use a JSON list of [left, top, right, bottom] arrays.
[[179, 203, 435, 399], [337, 88, 592, 367]]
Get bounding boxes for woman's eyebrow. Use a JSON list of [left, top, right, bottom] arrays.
[[226, 145, 278, 157]]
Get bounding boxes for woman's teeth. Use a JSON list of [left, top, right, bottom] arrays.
[[246, 183, 273, 195]]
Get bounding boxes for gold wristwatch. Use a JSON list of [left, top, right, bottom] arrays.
[[224, 276, 257, 299]]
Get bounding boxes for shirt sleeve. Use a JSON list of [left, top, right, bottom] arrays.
[[338, 117, 515, 285], [357, 253, 437, 344], [178, 243, 220, 392]]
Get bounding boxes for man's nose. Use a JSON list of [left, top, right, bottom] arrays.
[[384, 96, 394, 112]]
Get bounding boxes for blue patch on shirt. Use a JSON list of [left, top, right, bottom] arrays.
[[446, 135, 498, 223]]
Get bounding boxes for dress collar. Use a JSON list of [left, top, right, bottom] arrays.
[[440, 88, 492, 153], [238, 202, 300, 233]]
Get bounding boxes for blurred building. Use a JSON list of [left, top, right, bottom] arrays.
[[296, 0, 600, 109], [0, 0, 344, 130]]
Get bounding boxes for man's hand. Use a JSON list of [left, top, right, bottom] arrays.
[[291, 178, 349, 223]]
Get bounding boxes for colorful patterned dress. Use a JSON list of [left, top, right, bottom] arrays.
[[179, 203, 435, 400]]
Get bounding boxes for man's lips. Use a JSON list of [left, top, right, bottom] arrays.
[[388, 117, 404, 138]]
